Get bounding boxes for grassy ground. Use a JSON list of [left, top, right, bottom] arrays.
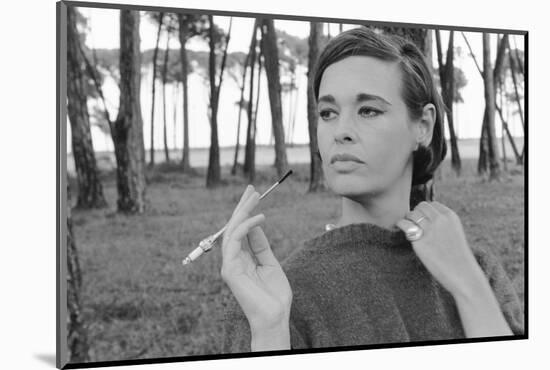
[[69, 158, 525, 363]]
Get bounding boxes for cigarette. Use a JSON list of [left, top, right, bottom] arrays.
[[182, 170, 293, 266]]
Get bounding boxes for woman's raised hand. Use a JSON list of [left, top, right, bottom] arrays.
[[396, 201, 486, 300], [220, 185, 292, 347]]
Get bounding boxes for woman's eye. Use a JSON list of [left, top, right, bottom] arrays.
[[359, 107, 382, 118], [319, 109, 337, 121]]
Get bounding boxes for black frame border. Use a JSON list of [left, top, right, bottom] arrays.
[[56, 1, 529, 368]]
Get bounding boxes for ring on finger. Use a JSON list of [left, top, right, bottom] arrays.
[[406, 211, 430, 228], [405, 223, 423, 241]]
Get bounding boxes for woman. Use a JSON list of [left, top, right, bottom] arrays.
[[220, 27, 523, 352]]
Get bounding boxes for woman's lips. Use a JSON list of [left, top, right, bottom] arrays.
[[330, 153, 364, 164], [328, 153, 365, 172]]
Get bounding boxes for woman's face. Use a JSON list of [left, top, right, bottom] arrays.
[[317, 55, 420, 201]]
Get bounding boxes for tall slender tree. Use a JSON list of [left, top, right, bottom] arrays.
[[507, 44, 525, 134], [482, 33, 501, 181], [260, 18, 288, 178], [231, 52, 251, 175], [307, 22, 325, 192], [435, 30, 461, 175], [462, 33, 512, 174], [206, 16, 232, 187], [66, 6, 107, 209], [149, 12, 164, 167], [161, 24, 171, 163], [173, 82, 178, 154], [244, 20, 259, 177], [248, 50, 263, 184], [177, 14, 191, 172], [112, 10, 146, 212], [66, 181, 89, 363], [177, 14, 207, 173]]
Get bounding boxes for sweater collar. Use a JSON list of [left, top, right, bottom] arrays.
[[304, 222, 410, 251]]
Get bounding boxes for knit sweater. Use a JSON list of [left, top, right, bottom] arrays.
[[221, 222, 524, 352]]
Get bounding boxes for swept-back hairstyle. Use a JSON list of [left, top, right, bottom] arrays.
[[312, 26, 447, 208]]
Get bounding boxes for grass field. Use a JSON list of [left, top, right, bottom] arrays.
[[69, 156, 525, 363]]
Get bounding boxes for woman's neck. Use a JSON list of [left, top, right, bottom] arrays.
[[336, 186, 411, 230]]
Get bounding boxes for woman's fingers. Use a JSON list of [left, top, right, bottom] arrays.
[[233, 185, 255, 217], [415, 201, 439, 222], [223, 214, 266, 261], [396, 218, 418, 233], [247, 225, 278, 267], [396, 218, 421, 243], [224, 191, 260, 247], [404, 209, 430, 230]]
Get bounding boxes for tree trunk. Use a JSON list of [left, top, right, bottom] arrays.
[[249, 51, 263, 184], [244, 20, 259, 176], [307, 22, 325, 192], [496, 103, 522, 164], [173, 82, 178, 152], [113, 10, 146, 213], [498, 80, 507, 171], [66, 182, 89, 363], [161, 33, 171, 163], [177, 15, 193, 173], [67, 6, 107, 209], [150, 12, 164, 166], [231, 51, 251, 175], [435, 30, 461, 176], [508, 46, 525, 133], [260, 18, 288, 178], [290, 72, 300, 147], [478, 109, 488, 176], [482, 33, 501, 181], [206, 15, 221, 187]]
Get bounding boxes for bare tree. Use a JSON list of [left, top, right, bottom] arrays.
[[112, 10, 146, 212], [307, 22, 325, 192], [435, 30, 461, 175], [507, 43, 525, 136], [148, 12, 164, 167], [67, 6, 107, 209], [248, 50, 264, 184], [161, 23, 171, 164], [260, 18, 288, 178], [231, 52, 251, 175], [481, 33, 501, 181], [206, 16, 233, 187], [66, 182, 89, 362], [244, 20, 259, 177], [462, 33, 516, 173], [177, 14, 207, 173]]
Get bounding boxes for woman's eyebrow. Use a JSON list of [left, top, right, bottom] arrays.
[[356, 93, 392, 106], [318, 95, 336, 104], [318, 93, 391, 106]]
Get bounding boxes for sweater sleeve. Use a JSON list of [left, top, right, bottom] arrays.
[[473, 246, 525, 335], [220, 291, 309, 353]]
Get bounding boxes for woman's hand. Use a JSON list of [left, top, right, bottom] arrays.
[[220, 185, 292, 348], [396, 201, 513, 337], [395, 201, 484, 300]]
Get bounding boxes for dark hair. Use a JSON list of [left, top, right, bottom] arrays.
[[312, 27, 447, 208]]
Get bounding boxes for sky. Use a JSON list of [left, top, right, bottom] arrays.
[[70, 7, 525, 152]]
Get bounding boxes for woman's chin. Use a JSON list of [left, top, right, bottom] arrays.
[[328, 178, 374, 198]]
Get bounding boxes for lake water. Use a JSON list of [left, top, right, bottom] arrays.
[[66, 137, 524, 175]]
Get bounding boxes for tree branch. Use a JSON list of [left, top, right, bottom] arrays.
[[461, 32, 483, 78], [77, 41, 114, 135]]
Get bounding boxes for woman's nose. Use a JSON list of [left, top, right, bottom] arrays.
[[333, 116, 357, 144]]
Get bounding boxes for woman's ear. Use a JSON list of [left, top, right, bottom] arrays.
[[415, 103, 436, 147]]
